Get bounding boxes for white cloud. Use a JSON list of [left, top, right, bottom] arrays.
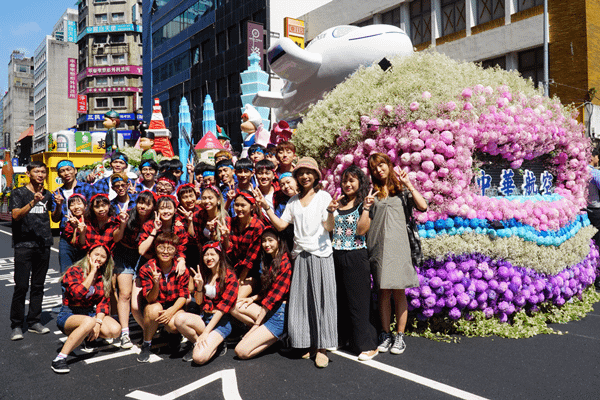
[[11, 22, 41, 36]]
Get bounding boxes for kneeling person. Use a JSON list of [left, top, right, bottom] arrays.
[[137, 232, 190, 362]]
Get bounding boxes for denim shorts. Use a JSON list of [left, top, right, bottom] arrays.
[[56, 305, 95, 334], [262, 302, 287, 339], [202, 312, 233, 339], [113, 244, 140, 275]]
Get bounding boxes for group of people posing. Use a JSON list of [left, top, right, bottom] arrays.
[[8, 141, 426, 375]]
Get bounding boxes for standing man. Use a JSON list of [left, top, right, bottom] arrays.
[[587, 146, 600, 289], [9, 161, 60, 340], [55, 159, 96, 273]]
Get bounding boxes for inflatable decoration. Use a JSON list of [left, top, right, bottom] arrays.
[[147, 98, 174, 158], [103, 110, 121, 153], [240, 104, 269, 157], [254, 24, 413, 125], [292, 51, 599, 325], [178, 96, 192, 181], [270, 120, 293, 145]]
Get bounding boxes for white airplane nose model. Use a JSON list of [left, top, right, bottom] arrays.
[[253, 24, 414, 125]]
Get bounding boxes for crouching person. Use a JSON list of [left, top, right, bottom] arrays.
[[137, 232, 190, 363], [174, 241, 238, 364], [52, 244, 121, 374]]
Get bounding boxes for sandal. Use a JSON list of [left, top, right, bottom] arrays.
[[315, 352, 329, 368]]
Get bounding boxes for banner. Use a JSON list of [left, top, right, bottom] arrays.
[[68, 58, 77, 99], [284, 18, 305, 49], [77, 95, 87, 113], [247, 21, 264, 68]]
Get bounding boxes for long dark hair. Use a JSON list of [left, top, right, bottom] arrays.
[[340, 164, 369, 206], [85, 195, 116, 225], [368, 152, 403, 199], [259, 228, 288, 297], [156, 196, 177, 232], [200, 241, 230, 292], [127, 191, 156, 231]]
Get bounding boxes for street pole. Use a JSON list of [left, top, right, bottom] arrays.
[[543, 0, 549, 96]]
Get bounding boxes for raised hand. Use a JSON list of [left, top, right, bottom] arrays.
[[216, 220, 229, 239], [251, 187, 268, 210], [394, 166, 412, 188], [33, 191, 44, 204], [178, 205, 193, 222], [77, 216, 87, 232], [118, 205, 129, 223], [327, 193, 343, 213], [151, 265, 162, 285], [226, 185, 236, 202], [364, 188, 379, 210], [153, 214, 163, 231], [53, 190, 64, 207], [191, 265, 204, 289]]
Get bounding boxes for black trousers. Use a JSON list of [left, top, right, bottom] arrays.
[[10, 246, 51, 329], [333, 248, 378, 353]]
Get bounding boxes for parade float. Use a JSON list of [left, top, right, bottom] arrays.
[[259, 26, 600, 337]]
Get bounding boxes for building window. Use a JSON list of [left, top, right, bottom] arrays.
[[381, 7, 401, 27], [96, 98, 108, 108], [410, 0, 432, 45], [518, 46, 544, 88], [113, 54, 126, 64], [112, 12, 125, 22], [113, 97, 126, 108], [95, 14, 108, 25], [201, 40, 210, 62], [96, 76, 108, 86], [476, 0, 505, 25], [29, 110, 34, 117], [517, 0, 543, 12], [94, 35, 108, 44], [17, 65, 28, 73], [441, 0, 466, 36], [355, 18, 372, 27], [78, 18, 86, 32], [216, 31, 227, 54], [228, 74, 238, 96], [110, 34, 125, 43], [481, 55, 506, 69], [152, 0, 215, 48], [191, 46, 200, 65], [95, 55, 108, 65], [217, 77, 228, 100], [228, 25, 239, 48], [112, 76, 126, 86]]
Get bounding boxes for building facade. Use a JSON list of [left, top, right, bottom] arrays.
[[300, 0, 600, 135], [77, 0, 144, 139], [2, 51, 34, 156], [32, 9, 79, 154]]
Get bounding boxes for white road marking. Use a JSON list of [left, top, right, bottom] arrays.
[[84, 346, 162, 364], [332, 350, 489, 400], [0, 229, 59, 252], [127, 369, 242, 400]]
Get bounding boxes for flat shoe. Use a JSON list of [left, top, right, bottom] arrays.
[[358, 349, 378, 361], [301, 350, 314, 359], [315, 352, 329, 368]]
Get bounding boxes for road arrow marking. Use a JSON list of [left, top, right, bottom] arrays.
[[126, 369, 242, 400]]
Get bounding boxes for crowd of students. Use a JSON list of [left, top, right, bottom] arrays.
[[17, 141, 425, 374]]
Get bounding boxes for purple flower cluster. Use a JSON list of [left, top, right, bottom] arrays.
[[405, 242, 599, 322]]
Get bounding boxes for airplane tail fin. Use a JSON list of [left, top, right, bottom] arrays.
[[267, 38, 321, 83]]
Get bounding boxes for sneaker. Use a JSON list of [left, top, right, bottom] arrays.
[[137, 343, 152, 363], [358, 349, 379, 361], [120, 334, 133, 349], [10, 327, 23, 341], [28, 322, 50, 335], [182, 347, 194, 362], [390, 332, 406, 354], [217, 341, 227, 357], [80, 340, 94, 353], [377, 332, 394, 353], [51, 358, 70, 374]]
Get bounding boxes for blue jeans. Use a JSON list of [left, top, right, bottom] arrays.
[[56, 305, 96, 334], [263, 302, 287, 339], [59, 236, 85, 274], [202, 313, 233, 339]]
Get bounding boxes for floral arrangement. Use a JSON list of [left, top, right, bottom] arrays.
[[292, 52, 598, 330]]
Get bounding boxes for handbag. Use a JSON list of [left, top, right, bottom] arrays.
[[401, 190, 424, 268]]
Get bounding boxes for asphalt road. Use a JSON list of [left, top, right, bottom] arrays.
[[0, 222, 598, 400]]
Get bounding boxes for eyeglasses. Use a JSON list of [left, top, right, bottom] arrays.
[[156, 245, 176, 254], [112, 183, 127, 189]]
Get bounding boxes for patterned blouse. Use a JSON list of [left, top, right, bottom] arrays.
[[332, 204, 367, 251]]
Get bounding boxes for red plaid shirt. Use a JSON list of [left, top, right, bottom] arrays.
[[61, 265, 110, 315], [84, 216, 120, 251], [118, 220, 144, 249], [138, 259, 190, 305], [260, 252, 293, 312], [191, 206, 209, 244], [62, 221, 77, 246], [139, 219, 188, 259], [200, 268, 238, 314], [227, 216, 265, 276]]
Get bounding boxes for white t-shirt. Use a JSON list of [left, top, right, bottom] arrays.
[[280, 190, 333, 258], [62, 188, 74, 202]]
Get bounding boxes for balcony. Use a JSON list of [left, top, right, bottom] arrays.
[[92, 43, 129, 55]]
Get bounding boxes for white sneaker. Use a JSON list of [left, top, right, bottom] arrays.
[[120, 334, 133, 349], [377, 332, 394, 353], [390, 332, 406, 354], [358, 349, 378, 361]]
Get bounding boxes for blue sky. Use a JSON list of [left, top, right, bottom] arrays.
[[0, 0, 77, 94]]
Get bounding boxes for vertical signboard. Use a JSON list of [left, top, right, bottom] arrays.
[[77, 95, 87, 113], [68, 58, 77, 99], [67, 20, 77, 43], [284, 18, 305, 49], [247, 21, 264, 69]]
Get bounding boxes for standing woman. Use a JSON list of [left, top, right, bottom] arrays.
[[329, 165, 379, 361], [367, 153, 427, 355], [256, 157, 337, 369], [195, 185, 228, 244], [78, 194, 120, 251], [51, 244, 121, 374]]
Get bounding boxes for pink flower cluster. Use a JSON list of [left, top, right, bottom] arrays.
[[322, 85, 590, 229]]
